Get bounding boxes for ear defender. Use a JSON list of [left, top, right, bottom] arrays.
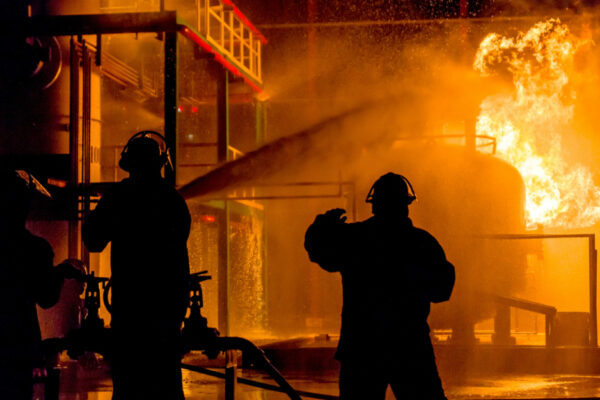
[[118, 130, 170, 172]]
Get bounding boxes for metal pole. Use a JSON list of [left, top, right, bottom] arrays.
[[68, 37, 80, 260], [164, 31, 178, 186], [218, 204, 231, 335], [255, 99, 266, 145], [590, 235, 597, 346], [217, 67, 230, 334], [82, 41, 92, 267], [217, 68, 229, 164], [225, 350, 237, 400]]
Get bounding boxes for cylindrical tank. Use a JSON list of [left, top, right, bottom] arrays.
[[386, 144, 527, 336]]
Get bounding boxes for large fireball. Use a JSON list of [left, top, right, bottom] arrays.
[[474, 19, 600, 229]]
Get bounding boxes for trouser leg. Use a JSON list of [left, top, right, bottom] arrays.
[[0, 364, 33, 400], [388, 336, 447, 400], [110, 337, 184, 400], [339, 359, 388, 400]]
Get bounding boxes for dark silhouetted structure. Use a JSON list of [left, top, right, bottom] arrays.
[[83, 131, 191, 400], [0, 170, 80, 400], [305, 172, 455, 400]]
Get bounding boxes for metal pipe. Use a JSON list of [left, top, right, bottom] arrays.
[[164, 31, 178, 186], [68, 37, 80, 260], [82, 41, 92, 266], [217, 67, 229, 164], [590, 236, 597, 346]]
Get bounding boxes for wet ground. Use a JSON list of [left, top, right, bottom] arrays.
[[53, 364, 600, 400]]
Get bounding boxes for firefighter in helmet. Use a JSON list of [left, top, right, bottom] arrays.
[[83, 131, 190, 400], [0, 170, 83, 399], [305, 172, 455, 400]]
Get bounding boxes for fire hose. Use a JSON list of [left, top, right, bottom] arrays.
[[181, 362, 339, 400]]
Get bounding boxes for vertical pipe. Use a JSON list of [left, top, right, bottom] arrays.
[[492, 304, 512, 345], [546, 313, 555, 347], [164, 31, 178, 187], [217, 67, 230, 335], [69, 37, 80, 260], [459, 0, 477, 152], [254, 99, 268, 334], [95, 34, 102, 66], [590, 235, 597, 346], [217, 68, 229, 164], [82, 42, 92, 267], [82, 43, 91, 191], [307, 0, 317, 118], [225, 350, 237, 400], [255, 99, 266, 145], [205, 0, 210, 37], [218, 204, 231, 335]]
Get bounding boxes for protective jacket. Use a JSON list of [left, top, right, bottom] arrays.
[[83, 177, 191, 400], [0, 229, 63, 399], [82, 177, 191, 333], [0, 229, 62, 357], [305, 214, 454, 360]]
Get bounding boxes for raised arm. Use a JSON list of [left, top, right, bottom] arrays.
[[304, 208, 350, 272]]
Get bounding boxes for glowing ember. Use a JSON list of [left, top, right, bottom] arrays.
[[474, 19, 600, 229]]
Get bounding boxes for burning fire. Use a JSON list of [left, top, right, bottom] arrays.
[[474, 19, 600, 229]]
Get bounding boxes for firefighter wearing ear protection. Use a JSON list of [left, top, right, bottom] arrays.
[[304, 172, 455, 400], [82, 132, 190, 400]]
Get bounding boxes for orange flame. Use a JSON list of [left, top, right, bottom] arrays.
[[474, 19, 600, 229]]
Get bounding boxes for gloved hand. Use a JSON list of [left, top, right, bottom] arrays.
[[55, 259, 87, 281], [315, 208, 347, 224]]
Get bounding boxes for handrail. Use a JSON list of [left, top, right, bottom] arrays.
[[394, 134, 497, 154], [476, 291, 557, 346], [480, 233, 597, 347], [197, 0, 263, 84], [485, 293, 557, 316]]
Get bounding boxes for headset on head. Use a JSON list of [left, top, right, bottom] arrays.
[[118, 130, 173, 172], [365, 173, 417, 205]]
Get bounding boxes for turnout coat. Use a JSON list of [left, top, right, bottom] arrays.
[[305, 214, 455, 361]]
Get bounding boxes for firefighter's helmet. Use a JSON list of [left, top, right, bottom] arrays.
[[365, 172, 416, 205]]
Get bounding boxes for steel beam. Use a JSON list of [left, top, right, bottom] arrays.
[[0, 11, 179, 37]]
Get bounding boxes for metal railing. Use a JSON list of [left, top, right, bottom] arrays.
[[197, 0, 263, 84], [393, 134, 497, 154], [481, 233, 598, 347]]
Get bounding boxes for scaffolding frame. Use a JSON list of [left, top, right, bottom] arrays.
[[3, 11, 267, 337]]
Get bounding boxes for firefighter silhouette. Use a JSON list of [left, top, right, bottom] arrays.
[[305, 172, 455, 400], [83, 131, 190, 400], [0, 170, 82, 399]]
